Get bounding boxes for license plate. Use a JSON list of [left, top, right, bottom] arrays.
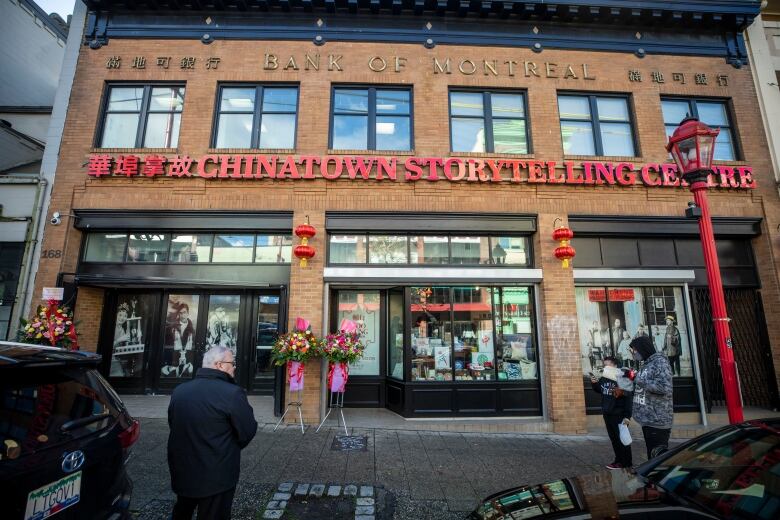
[[24, 471, 82, 520]]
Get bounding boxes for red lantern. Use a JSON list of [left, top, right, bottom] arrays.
[[294, 244, 316, 268], [293, 217, 317, 267], [665, 116, 719, 179], [295, 223, 316, 242], [552, 222, 576, 268], [554, 245, 576, 268]]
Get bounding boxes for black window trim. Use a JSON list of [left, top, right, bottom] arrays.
[[660, 95, 741, 161], [448, 87, 531, 154], [329, 84, 414, 151], [557, 91, 638, 157], [95, 82, 186, 149], [211, 82, 300, 149]]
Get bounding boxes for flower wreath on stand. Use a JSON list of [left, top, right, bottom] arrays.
[[319, 319, 366, 393], [271, 317, 318, 393], [17, 300, 79, 350]]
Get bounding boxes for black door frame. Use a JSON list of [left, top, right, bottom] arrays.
[[98, 286, 287, 395]]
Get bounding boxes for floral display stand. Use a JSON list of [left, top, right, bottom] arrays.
[[315, 319, 366, 436], [272, 317, 318, 434]]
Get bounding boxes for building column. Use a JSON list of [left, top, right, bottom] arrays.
[[537, 214, 587, 434], [285, 210, 326, 424], [73, 287, 105, 353]]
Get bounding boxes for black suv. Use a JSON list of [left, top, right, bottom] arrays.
[[0, 342, 139, 520]]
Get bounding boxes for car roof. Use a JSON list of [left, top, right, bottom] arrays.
[[0, 341, 102, 368]]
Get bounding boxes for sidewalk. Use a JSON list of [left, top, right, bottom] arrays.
[[128, 417, 655, 520]]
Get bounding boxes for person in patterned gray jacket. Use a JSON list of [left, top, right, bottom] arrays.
[[629, 335, 673, 459]]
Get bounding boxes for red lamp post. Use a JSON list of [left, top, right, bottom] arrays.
[[666, 117, 743, 424]]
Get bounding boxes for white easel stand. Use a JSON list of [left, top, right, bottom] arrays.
[[274, 387, 306, 434], [316, 390, 349, 436]]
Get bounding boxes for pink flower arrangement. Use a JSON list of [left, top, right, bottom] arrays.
[[318, 319, 366, 364], [271, 317, 319, 365]]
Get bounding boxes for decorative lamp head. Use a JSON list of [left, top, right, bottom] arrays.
[[666, 117, 719, 179]]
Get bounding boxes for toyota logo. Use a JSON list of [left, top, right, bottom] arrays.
[[62, 450, 85, 473]]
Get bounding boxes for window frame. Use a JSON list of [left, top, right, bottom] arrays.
[[96, 82, 186, 149], [329, 85, 414, 151], [557, 92, 638, 157], [448, 88, 531, 154], [326, 233, 533, 268], [660, 96, 740, 161], [211, 83, 300, 149], [80, 231, 293, 265]]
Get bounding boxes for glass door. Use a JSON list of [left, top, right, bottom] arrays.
[[249, 292, 282, 394], [105, 291, 160, 393], [159, 294, 202, 381]]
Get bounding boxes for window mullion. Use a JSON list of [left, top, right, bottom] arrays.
[[253, 87, 263, 149], [368, 88, 376, 150], [484, 92, 494, 153], [590, 96, 603, 156], [137, 85, 153, 148]]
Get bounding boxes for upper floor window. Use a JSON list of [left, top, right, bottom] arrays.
[[558, 94, 636, 157], [330, 87, 412, 151], [99, 85, 185, 148], [661, 98, 737, 161], [450, 90, 529, 154], [214, 85, 298, 149]]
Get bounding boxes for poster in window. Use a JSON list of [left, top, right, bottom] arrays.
[[206, 295, 240, 355], [161, 294, 199, 379], [338, 291, 381, 376], [110, 293, 153, 378]]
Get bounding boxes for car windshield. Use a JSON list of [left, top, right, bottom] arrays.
[[0, 367, 121, 459], [643, 420, 780, 520]]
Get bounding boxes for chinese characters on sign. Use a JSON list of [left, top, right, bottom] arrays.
[[629, 69, 729, 86], [106, 56, 219, 70], [85, 153, 755, 190]]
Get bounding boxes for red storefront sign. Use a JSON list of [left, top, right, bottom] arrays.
[[86, 154, 756, 189], [587, 289, 636, 302]]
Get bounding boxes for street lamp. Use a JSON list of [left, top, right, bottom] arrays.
[[666, 117, 744, 425]]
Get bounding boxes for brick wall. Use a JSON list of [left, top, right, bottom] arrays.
[[73, 286, 104, 353], [32, 38, 780, 425]]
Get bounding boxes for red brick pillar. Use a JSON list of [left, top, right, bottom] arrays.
[[73, 287, 105, 353], [537, 214, 587, 434], [285, 210, 326, 424]]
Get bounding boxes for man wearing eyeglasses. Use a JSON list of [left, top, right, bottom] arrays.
[[167, 346, 257, 519]]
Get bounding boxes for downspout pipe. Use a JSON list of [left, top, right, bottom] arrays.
[[9, 178, 47, 336]]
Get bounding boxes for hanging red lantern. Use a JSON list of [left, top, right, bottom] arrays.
[[293, 216, 317, 267], [552, 220, 576, 268], [293, 244, 316, 268]]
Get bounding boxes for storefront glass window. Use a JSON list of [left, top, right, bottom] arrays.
[[493, 287, 537, 380], [575, 286, 693, 377], [409, 236, 449, 264], [127, 234, 170, 262], [144, 87, 185, 148], [170, 234, 212, 263], [160, 294, 199, 379], [368, 235, 408, 264], [490, 237, 528, 265], [328, 235, 367, 264], [255, 235, 292, 263], [451, 236, 490, 265], [212, 235, 254, 262], [452, 287, 495, 381], [337, 291, 381, 375], [109, 293, 155, 379], [410, 287, 452, 381], [84, 233, 127, 262], [388, 290, 404, 380]]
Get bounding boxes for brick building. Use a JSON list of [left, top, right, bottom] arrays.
[[33, 0, 780, 433]]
